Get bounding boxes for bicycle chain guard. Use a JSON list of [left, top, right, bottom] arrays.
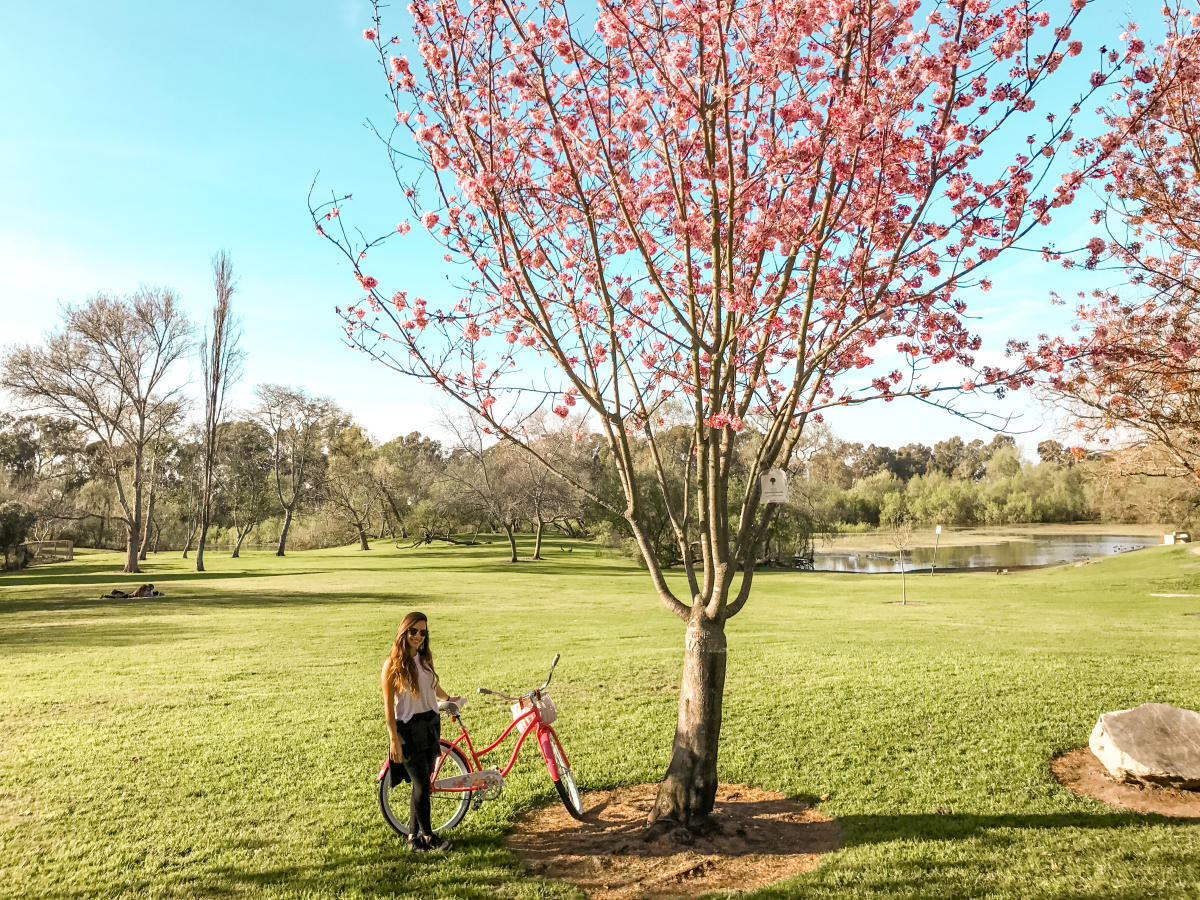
[[433, 767, 505, 794]]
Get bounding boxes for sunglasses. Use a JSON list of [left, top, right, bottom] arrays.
[[407, 627, 428, 637]]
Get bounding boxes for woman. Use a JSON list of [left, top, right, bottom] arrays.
[[381, 611, 458, 852]]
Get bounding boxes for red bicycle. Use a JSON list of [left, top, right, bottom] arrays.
[[378, 654, 582, 837]]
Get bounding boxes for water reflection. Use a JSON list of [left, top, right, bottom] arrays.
[[813, 534, 1161, 573]]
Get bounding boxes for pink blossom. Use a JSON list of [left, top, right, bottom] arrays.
[[363, 28, 377, 40], [397, 221, 411, 234], [421, 211, 439, 229], [1168, 341, 1197, 361], [553, 405, 569, 418]]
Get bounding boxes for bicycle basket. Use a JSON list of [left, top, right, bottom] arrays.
[[510, 693, 557, 733]]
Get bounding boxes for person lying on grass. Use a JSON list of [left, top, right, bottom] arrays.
[[382, 611, 462, 853], [100, 583, 162, 599]]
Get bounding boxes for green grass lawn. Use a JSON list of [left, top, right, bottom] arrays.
[[2, 538, 1198, 899]]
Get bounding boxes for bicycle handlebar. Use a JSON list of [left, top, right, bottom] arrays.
[[539, 653, 561, 691], [477, 686, 520, 701], [477, 654, 561, 703]]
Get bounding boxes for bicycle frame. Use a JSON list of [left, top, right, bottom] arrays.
[[435, 698, 568, 793]]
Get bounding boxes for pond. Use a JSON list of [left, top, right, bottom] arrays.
[[812, 533, 1163, 573]]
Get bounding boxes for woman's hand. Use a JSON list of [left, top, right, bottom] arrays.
[[389, 734, 404, 763]]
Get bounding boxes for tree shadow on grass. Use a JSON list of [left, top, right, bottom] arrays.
[[0, 588, 426, 653], [751, 812, 1200, 900], [0, 578, 380, 616], [384, 557, 640, 579], [835, 810, 1200, 846], [526, 798, 1197, 865], [61, 839, 538, 900], [28, 808, 1200, 900], [0, 567, 318, 590]]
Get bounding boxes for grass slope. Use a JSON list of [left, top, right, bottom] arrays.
[[1, 539, 1198, 899]]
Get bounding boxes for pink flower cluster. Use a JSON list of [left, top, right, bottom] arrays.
[[705, 413, 745, 431]]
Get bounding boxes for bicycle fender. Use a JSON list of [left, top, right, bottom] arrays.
[[535, 725, 560, 780]]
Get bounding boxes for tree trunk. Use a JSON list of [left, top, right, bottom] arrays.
[[358, 527, 371, 551], [232, 526, 250, 558], [504, 522, 517, 562], [276, 505, 294, 556], [124, 527, 140, 573], [647, 613, 727, 830], [532, 516, 544, 560], [139, 473, 157, 561], [196, 522, 209, 572], [124, 480, 143, 574], [182, 519, 199, 559]]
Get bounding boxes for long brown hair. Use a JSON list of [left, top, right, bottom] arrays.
[[385, 611, 437, 698]]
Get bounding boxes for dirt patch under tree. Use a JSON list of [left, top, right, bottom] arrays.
[[506, 783, 839, 899], [1052, 748, 1200, 818]]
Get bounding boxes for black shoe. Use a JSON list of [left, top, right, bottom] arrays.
[[407, 834, 429, 853], [423, 834, 453, 852]]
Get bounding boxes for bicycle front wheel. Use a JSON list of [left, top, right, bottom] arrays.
[[546, 729, 583, 819], [378, 741, 472, 838]]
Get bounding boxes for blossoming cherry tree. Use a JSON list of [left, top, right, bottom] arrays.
[[317, 0, 1149, 830]]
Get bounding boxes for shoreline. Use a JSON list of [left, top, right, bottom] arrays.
[[815, 522, 1173, 553]]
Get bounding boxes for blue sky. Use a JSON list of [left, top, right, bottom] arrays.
[[0, 0, 1153, 454]]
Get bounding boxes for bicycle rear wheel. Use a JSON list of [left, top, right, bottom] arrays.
[[546, 729, 582, 819], [378, 741, 472, 837]]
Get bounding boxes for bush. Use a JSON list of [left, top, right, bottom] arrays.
[[0, 500, 35, 570], [0, 500, 34, 548]]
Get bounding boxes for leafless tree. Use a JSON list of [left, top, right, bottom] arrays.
[[215, 420, 275, 558], [253, 384, 341, 556], [323, 424, 381, 551], [195, 252, 245, 572], [1, 290, 190, 572], [517, 413, 590, 559], [139, 399, 186, 560], [884, 503, 914, 606], [438, 413, 526, 562]]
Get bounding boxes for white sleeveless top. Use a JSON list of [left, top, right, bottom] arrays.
[[393, 658, 438, 723]]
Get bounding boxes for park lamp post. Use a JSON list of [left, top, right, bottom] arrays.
[[931, 524, 942, 576]]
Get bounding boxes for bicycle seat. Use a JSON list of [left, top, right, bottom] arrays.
[[438, 697, 467, 716]]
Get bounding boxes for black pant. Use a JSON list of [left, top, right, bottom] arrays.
[[397, 710, 440, 836]]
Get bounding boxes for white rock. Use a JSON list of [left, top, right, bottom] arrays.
[[1089, 703, 1200, 789]]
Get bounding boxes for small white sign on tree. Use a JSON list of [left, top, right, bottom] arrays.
[[759, 469, 789, 505]]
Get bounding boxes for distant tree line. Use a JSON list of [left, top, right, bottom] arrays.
[[4, 394, 1195, 568], [3, 292, 1194, 569]]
